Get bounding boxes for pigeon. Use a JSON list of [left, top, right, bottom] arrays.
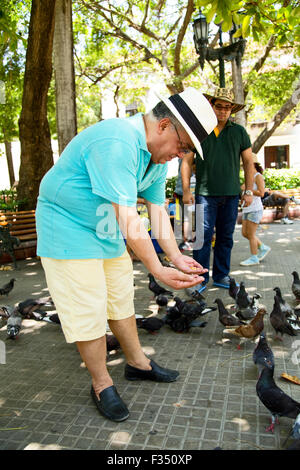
[[270, 295, 298, 340], [214, 298, 245, 327], [174, 296, 214, 319], [224, 308, 267, 348], [167, 316, 207, 333], [292, 413, 300, 440], [252, 332, 275, 374], [292, 271, 300, 301], [256, 364, 300, 433], [155, 294, 168, 307], [229, 278, 239, 301], [6, 307, 23, 339], [235, 282, 251, 311], [147, 273, 173, 298], [18, 298, 46, 319], [106, 333, 121, 352], [136, 316, 165, 334], [236, 293, 261, 321], [0, 305, 13, 328], [0, 278, 16, 296], [162, 301, 208, 333], [185, 288, 205, 303], [162, 304, 181, 327], [273, 287, 294, 318], [47, 313, 61, 324]]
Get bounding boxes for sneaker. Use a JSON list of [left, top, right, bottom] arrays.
[[179, 241, 193, 251], [213, 276, 232, 289], [186, 281, 207, 296], [281, 217, 293, 224], [257, 244, 271, 261], [240, 255, 260, 266]]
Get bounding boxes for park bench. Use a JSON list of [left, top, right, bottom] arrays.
[[0, 210, 37, 266]]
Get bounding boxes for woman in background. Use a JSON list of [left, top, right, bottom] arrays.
[[240, 155, 271, 266]]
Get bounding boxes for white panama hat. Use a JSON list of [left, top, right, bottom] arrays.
[[155, 87, 217, 158]]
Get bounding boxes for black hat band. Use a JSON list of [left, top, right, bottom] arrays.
[[169, 94, 209, 143]]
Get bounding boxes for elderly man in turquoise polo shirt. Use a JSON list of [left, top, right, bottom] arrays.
[[36, 87, 217, 422], [182, 88, 254, 293]]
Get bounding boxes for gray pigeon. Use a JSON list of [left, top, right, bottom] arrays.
[[273, 287, 294, 318], [0, 278, 16, 296], [256, 364, 300, 433], [252, 332, 275, 374], [235, 282, 251, 311], [236, 293, 261, 321], [292, 271, 300, 301], [214, 298, 245, 327], [6, 307, 23, 339], [270, 295, 298, 340]]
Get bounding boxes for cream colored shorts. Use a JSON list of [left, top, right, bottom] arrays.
[[41, 250, 134, 343]]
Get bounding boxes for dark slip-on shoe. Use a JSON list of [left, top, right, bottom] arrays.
[[124, 359, 179, 382], [91, 385, 129, 422]]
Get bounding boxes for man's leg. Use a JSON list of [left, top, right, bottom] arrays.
[[193, 195, 218, 283], [213, 196, 239, 282], [77, 337, 113, 396], [108, 315, 151, 370]]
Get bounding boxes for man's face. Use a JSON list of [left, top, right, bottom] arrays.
[[212, 99, 233, 124], [151, 118, 195, 164]]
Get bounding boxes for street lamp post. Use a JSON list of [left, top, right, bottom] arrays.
[[192, 11, 246, 88]]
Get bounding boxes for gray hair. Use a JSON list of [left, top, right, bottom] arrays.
[[148, 101, 182, 129]]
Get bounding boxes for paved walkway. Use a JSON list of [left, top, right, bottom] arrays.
[[0, 218, 300, 451]]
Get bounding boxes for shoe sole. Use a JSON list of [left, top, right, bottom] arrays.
[[240, 262, 260, 266], [213, 282, 230, 289], [197, 284, 207, 294]]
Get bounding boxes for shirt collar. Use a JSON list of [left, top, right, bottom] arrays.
[[126, 113, 149, 153]]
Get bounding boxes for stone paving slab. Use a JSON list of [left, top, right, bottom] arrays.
[[0, 218, 300, 451]]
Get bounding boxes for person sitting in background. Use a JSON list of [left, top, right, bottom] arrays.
[[262, 189, 294, 224], [240, 155, 271, 266]]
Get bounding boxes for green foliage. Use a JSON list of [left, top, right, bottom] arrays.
[[197, 0, 300, 47], [263, 169, 300, 190], [0, 188, 26, 211], [248, 65, 300, 122], [165, 176, 178, 199], [240, 168, 300, 190]]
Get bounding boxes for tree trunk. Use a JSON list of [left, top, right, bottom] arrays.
[[252, 78, 300, 154], [18, 0, 56, 210], [4, 140, 15, 187], [53, 0, 77, 155], [231, 59, 247, 128]]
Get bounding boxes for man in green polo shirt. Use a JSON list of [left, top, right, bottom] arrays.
[[182, 88, 254, 292]]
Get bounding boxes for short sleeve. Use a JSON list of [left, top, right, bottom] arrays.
[[83, 138, 138, 206], [138, 170, 167, 206]]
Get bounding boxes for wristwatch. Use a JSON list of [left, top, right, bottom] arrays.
[[243, 190, 253, 196]]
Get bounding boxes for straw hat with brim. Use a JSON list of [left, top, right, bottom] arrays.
[[203, 87, 245, 114], [155, 87, 217, 158]]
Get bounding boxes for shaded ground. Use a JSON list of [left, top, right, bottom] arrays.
[[0, 218, 300, 451]]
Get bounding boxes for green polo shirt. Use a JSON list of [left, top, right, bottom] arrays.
[[195, 120, 251, 196]]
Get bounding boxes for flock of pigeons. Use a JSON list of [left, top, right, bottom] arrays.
[[144, 270, 300, 449], [0, 278, 60, 339], [1, 269, 300, 449]]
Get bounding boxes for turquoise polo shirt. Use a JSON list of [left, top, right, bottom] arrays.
[[36, 113, 167, 259], [195, 120, 251, 196]]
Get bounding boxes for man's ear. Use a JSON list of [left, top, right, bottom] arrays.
[[157, 117, 171, 134]]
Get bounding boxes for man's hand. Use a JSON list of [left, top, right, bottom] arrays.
[[154, 266, 206, 290], [170, 253, 207, 275], [241, 193, 253, 207], [182, 190, 195, 205]]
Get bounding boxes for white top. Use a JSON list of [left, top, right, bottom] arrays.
[[242, 172, 264, 213]]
